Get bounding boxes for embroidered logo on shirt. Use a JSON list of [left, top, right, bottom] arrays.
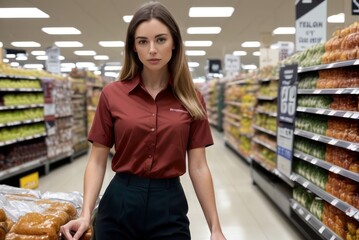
[[169, 108, 189, 114]]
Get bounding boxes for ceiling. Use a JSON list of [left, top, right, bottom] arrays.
[[0, 0, 357, 78]]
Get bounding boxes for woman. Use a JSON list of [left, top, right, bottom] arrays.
[[60, 2, 226, 240]]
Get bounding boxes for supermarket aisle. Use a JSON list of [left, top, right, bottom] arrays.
[[38, 128, 304, 240]]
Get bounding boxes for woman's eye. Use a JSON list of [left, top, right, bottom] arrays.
[[138, 39, 147, 45], [157, 38, 166, 43]]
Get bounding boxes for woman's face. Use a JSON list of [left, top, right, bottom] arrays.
[[134, 18, 174, 72]]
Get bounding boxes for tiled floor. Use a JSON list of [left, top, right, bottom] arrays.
[[38, 128, 304, 240]]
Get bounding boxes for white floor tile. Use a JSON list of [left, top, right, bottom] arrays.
[[38, 127, 304, 239]]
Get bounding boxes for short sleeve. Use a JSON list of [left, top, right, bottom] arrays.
[[87, 91, 114, 148], [187, 93, 214, 150]]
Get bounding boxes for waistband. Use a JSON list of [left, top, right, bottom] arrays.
[[115, 172, 180, 189]]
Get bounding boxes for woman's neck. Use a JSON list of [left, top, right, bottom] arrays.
[[141, 69, 169, 90]]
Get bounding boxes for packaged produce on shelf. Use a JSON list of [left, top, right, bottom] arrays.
[[322, 202, 359, 240], [294, 136, 326, 160], [297, 95, 333, 109], [256, 102, 277, 115], [293, 160, 328, 190], [0, 93, 44, 107], [253, 133, 276, 150], [0, 63, 63, 80], [295, 113, 328, 135], [252, 143, 276, 167], [326, 145, 359, 172], [0, 123, 45, 143], [0, 79, 42, 89], [298, 72, 319, 89], [239, 117, 254, 135], [322, 21, 359, 64], [282, 43, 325, 67], [257, 80, 278, 98], [257, 65, 280, 80], [0, 108, 44, 125], [326, 117, 359, 143], [317, 67, 359, 89], [238, 135, 252, 157]]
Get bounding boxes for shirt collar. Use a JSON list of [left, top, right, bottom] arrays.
[[125, 74, 174, 95]]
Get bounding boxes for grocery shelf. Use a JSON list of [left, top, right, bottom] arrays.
[[0, 74, 37, 80], [256, 95, 277, 101], [224, 136, 251, 164], [291, 173, 359, 221], [222, 110, 241, 121], [294, 150, 359, 183], [252, 137, 277, 152], [0, 133, 46, 147], [251, 155, 275, 172], [226, 79, 256, 86], [297, 106, 359, 119], [294, 129, 359, 152], [298, 59, 359, 73], [0, 118, 44, 128], [255, 109, 277, 117], [253, 124, 277, 136], [0, 88, 43, 92], [0, 156, 47, 181], [290, 199, 341, 240], [297, 88, 359, 95], [257, 78, 279, 83], [0, 104, 44, 111], [223, 118, 240, 128]]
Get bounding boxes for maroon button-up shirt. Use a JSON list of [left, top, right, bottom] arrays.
[[88, 75, 213, 178]]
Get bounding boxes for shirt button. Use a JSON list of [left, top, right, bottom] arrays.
[[152, 113, 155, 117], [149, 155, 152, 158], [150, 128, 155, 132]]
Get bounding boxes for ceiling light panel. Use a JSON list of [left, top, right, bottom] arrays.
[[241, 41, 261, 48], [123, 15, 133, 23], [74, 51, 96, 56], [0, 8, 49, 18], [233, 51, 247, 56], [99, 41, 125, 47], [94, 55, 109, 60], [187, 27, 222, 34], [55, 41, 83, 47], [11, 41, 41, 47], [42, 27, 81, 35], [189, 7, 234, 17], [31, 51, 46, 56], [327, 13, 345, 23], [185, 50, 206, 56], [185, 41, 213, 47], [272, 27, 296, 35]]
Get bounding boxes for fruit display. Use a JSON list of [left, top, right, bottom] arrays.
[[293, 187, 324, 221], [257, 65, 280, 80], [257, 80, 278, 99], [0, 63, 63, 80], [326, 117, 359, 143], [0, 123, 46, 143], [0, 78, 42, 89], [254, 113, 277, 133], [0, 108, 44, 125], [294, 160, 328, 190], [252, 143, 276, 167], [298, 72, 319, 89], [322, 21, 359, 64], [297, 95, 333, 109], [256, 102, 277, 115], [0, 93, 44, 106], [282, 43, 325, 67]]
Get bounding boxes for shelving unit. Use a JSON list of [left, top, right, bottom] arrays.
[[223, 76, 258, 163], [203, 78, 225, 131], [0, 75, 47, 182]]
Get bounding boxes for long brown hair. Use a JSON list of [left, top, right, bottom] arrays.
[[119, 2, 206, 119]]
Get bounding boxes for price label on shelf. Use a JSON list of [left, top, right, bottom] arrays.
[[329, 236, 336, 240], [313, 89, 322, 94], [345, 207, 357, 217], [335, 89, 345, 94], [331, 199, 339, 206], [305, 214, 311, 221], [311, 135, 320, 141], [298, 208, 304, 215], [318, 226, 325, 234], [316, 109, 326, 114], [303, 181, 309, 188], [311, 158, 318, 165], [328, 110, 336, 116], [344, 112, 353, 118], [348, 144, 359, 151], [328, 139, 338, 145], [351, 113, 359, 119], [292, 202, 298, 209]]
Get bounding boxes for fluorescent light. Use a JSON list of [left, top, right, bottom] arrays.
[[74, 50, 96, 56], [59, 56, 65, 60], [188, 62, 200, 67], [187, 27, 221, 34], [94, 55, 109, 60], [61, 67, 72, 72], [328, 13, 345, 23], [16, 55, 28, 61], [242, 64, 257, 70], [0, 8, 49, 18], [10, 62, 19, 67], [189, 7, 234, 17], [233, 51, 247, 56], [3, 59, 9, 63], [185, 50, 206, 56], [11, 41, 41, 47], [123, 15, 133, 23], [31, 51, 46, 56], [61, 63, 76, 68], [241, 41, 261, 48], [6, 54, 16, 59], [36, 56, 48, 60], [104, 66, 121, 71], [0, 42, 2, 47], [76, 62, 95, 68], [94, 71, 101, 75], [24, 64, 43, 69], [272, 27, 296, 35], [253, 51, 261, 56], [193, 77, 206, 83], [42, 27, 81, 35], [99, 41, 125, 47], [55, 41, 83, 47], [185, 41, 212, 47], [88, 66, 99, 71]]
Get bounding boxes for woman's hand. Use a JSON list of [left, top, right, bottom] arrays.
[[210, 231, 227, 240], [60, 217, 90, 240]]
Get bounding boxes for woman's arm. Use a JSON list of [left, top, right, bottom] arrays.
[[61, 142, 109, 240], [188, 148, 226, 240]]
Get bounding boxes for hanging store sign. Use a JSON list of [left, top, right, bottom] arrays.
[[353, 0, 359, 15], [276, 64, 298, 178], [46, 45, 61, 75], [224, 54, 240, 75], [278, 42, 295, 61], [259, 48, 279, 69], [295, 0, 327, 51]]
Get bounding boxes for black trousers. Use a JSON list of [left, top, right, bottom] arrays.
[[94, 173, 191, 240]]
